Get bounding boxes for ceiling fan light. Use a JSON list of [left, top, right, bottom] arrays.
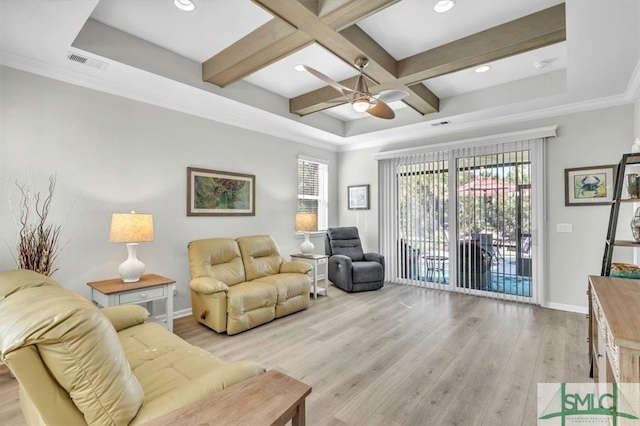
[[434, 0, 455, 13], [174, 0, 195, 12], [352, 98, 371, 113]]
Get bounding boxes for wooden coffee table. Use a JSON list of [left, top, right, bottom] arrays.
[[143, 369, 312, 426]]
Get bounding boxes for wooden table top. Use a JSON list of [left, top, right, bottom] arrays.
[[589, 275, 640, 350], [143, 369, 312, 426], [291, 253, 328, 260], [87, 273, 175, 294]]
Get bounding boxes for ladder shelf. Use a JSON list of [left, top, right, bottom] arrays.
[[601, 153, 640, 275]]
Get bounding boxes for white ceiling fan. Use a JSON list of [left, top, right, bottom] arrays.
[[301, 57, 409, 119]]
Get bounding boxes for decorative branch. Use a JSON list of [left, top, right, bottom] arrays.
[[7, 173, 63, 276]]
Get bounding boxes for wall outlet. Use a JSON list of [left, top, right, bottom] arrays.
[[556, 223, 572, 233], [172, 286, 177, 296]]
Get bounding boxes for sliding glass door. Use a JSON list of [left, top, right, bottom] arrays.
[[381, 139, 543, 304], [455, 150, 533, 301]]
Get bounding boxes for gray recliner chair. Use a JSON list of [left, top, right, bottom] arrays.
[[325, 227, 385, 292]]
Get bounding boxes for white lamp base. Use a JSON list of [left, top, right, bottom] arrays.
[[118, 243, 146, 282], [300, 232, 314, 254]]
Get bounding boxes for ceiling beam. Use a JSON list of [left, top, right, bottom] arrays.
[[397, 3, 566, 84], [291, 3, 564, 117], [202, 19, 311, 87], [254, 0, 438, 116], [204, 1, 565, 120], [203, 0, 398, 88]]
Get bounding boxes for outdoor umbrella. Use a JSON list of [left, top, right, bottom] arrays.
[[456, 176, 517, 245], [457, 176, 516, 197]]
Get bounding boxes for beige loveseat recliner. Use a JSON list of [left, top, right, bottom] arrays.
[[188, 235, 312, 335], [0, 269, 265, 426]]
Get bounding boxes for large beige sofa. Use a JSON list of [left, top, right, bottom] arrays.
[[0, 269, 265, 426], [188, 235, 312, 335]]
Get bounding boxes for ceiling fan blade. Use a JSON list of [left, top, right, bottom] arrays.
[[302, 65, 352, 96], [367, 98, 395, 119], [376, 90, 409, 103]]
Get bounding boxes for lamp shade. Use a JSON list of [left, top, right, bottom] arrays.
[[295, 213, 317, 232], [109, 212, 154, 243]]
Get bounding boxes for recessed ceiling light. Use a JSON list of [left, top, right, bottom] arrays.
[[434, 0, 455, 13], [174, 0, 195, 12], [294, 64, 305, 72], [475, 65, 491, 73]]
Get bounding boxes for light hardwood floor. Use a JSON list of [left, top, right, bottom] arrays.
[[0, 283, 589, 425]]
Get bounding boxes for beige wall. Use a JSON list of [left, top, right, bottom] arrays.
[[337, 104, 635, 311], [0, 66, 338, 313]]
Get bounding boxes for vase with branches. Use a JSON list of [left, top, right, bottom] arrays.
[[6, 174, 63, 276]]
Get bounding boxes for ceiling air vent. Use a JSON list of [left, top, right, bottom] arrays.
[[431, 120, 452, 127], [66, 52, 109, 71]]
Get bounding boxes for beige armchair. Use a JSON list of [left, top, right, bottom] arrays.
[[188, 235, 312, 335]]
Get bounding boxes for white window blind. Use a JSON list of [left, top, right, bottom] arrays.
[[297, 156, 328, 231], [378, 136, 547, 305]]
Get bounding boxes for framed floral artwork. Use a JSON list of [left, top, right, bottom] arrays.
[[187, 167, 255, 216]]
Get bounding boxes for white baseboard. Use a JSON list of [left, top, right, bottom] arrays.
[[173, 308, 193, 318], [155, 308, 193, 322], [543, 301, 588, 315]]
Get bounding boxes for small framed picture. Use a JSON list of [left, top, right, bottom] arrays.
[[187, 167, 255, 216], [564, 164, 616, 206], [348, 184, 370, 210]]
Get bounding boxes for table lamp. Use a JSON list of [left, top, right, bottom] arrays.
[[295, 212, 317, 254], [109, 211, 154, 282]]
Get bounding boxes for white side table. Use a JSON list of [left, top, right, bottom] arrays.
[[87, 273, 176, 332], [291, 253, 329, 299]]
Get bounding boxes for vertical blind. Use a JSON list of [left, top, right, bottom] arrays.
[[297, 156, 329, 231], [379, 138, 543, 305]]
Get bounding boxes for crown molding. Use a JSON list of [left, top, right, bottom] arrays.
[[2, 49, 639, 155], [340, 90, 638, 153]]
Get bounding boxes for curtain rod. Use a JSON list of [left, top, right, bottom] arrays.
[[373, 125, 558, 160]]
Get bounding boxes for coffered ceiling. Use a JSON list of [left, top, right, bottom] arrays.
[[1, 1, 639, 151]]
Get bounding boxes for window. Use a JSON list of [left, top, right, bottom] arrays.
[[297, 156, 328, 232]]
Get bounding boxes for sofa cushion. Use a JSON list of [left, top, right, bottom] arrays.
[[226, 281, 277, 334], [237, 235, 283, 281], [253, 273, 310, 304], [0, 277, 144, 425], [326, 227, 365, 261], [118, 322, 265, 424], [188, 238, 245, 285], [352, 261, 384, 284]]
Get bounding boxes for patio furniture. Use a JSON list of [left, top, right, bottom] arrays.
[[424, 253, 449, 282], [457, 241, 492, 290], [472, 232, 496, 262], [517, 235, 532, 277], [399, 239, 420, 279]]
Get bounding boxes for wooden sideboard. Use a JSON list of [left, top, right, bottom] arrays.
[[588, 276, 640, 404]]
